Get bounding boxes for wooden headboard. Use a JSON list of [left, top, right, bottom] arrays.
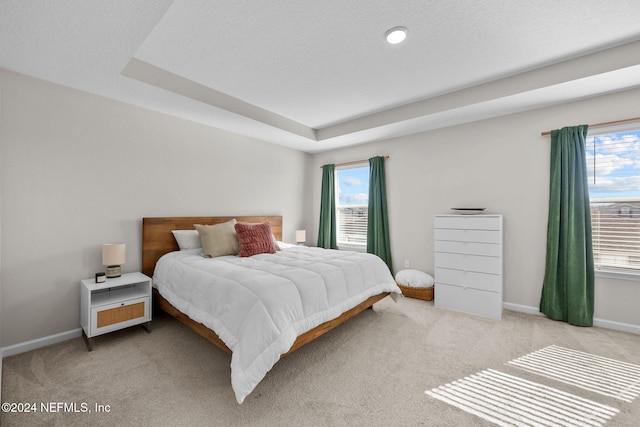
[[142, 216, 283, 277]]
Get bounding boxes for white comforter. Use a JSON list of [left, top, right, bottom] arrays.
[[153, 245, 400, 403]]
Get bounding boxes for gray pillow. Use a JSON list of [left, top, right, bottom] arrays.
[[194, 219, 239, 257]]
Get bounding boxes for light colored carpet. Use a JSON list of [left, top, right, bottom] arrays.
[[2, 297, 640, 427]]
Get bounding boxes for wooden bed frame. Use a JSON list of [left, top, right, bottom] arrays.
[[142, 216, 389, 358]]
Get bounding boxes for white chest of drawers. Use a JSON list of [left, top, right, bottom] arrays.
[[434, 214, 503, 319]]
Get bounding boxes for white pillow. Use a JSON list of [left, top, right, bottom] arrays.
[[171, 230, 202, 250], [395, 269, 434, 288]]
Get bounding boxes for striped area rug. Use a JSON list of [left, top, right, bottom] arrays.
[[425, 369, 619, 427], [508, 345, 640, 402]]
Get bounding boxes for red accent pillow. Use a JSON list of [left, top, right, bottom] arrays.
[[234, 222, 277, 257]]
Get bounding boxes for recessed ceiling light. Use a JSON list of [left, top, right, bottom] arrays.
[[385, 26, 408, 44]]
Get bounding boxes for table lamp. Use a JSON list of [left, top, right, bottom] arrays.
[[103, 243, 126, 278], [295, 230, 306, 245]]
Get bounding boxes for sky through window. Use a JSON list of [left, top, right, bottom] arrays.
[[587, 130, 640, 199], [337, 166, 369, 206]]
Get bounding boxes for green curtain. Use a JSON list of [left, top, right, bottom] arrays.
[[317, 164, 337, 249], [540, 124, 594, 326], [367, 156, 393, 272]]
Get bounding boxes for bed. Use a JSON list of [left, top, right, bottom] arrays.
[[142, 216, 400, 403]]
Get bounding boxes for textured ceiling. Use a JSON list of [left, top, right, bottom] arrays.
[[2, 0, 640, 153]]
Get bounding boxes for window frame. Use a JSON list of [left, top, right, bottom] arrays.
[[334, 163, 369, 252], [586, 123, 640, 281]]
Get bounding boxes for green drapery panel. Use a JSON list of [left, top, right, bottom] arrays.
[[317, 164, 337, 249], [367, 156, 393, 272], [540, 124, 594, 326]]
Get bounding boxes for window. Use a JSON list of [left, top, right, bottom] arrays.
[[335, 164, 369, 250], [587, 126, 640, 275]]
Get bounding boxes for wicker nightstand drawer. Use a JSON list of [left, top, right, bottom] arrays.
[[91, 296, 150, 336], [97, 301, 146, 328]]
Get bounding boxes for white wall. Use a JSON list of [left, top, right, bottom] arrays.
[[0, 69, 313, 347], [311, 87, 640, 328]]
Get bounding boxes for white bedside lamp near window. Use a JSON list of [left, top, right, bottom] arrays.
[[295, 230, 306, 245], [102, 243, 126, 278]]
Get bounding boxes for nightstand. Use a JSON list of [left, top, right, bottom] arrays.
[[80, 272, 152, 351]]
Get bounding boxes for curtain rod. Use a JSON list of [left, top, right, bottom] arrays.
[[541, 117, 640, 136], [320, 155, 389, 169]]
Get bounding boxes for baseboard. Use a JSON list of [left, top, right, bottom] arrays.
[[504, 302, 640, 335], [592, 318, 640, 335], [1, 328, 82, 358], [503, 302, 544, 316]]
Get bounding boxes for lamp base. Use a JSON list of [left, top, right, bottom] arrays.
[[105, 265, 122, 278]]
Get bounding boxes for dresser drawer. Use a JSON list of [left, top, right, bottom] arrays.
[[434, 282, 502, 319], [434, 240, 501, 257], [434, 216, 501, 230], [434, 252, 501, 274], [434, 228, 501, 244], [435, 267, 501, 293], [90, 296, 150, 337]]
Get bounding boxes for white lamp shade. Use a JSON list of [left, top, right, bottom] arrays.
[[295, 230, 306, 243], [102, 243, 126, 266]]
